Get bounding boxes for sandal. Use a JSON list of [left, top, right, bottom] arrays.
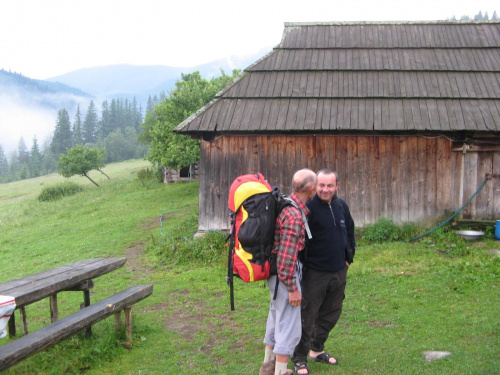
[[309, 352, 338, 365], [294, 362, 309, 375]]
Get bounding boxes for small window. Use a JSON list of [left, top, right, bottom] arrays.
[[179, 166, 190, 178]]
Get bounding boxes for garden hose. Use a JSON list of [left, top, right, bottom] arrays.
[[408, 176, 489, 242]]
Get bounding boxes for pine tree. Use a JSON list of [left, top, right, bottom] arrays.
[[0, 145, 9, 179], [30, 136, 43, 178], [146, 96, 154, 115], [100, 100, 112, 139], [51, 108, 73, 155], [17, 137, 30, 167], [132, 97, 141, 131], [73, 105, 83, 146], [83, 100, 99, 144], [8, 150, 19, 180], [110, 99, 119, 134]]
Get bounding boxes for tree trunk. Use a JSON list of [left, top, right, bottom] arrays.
[[97, 169, 110, 179], [84, 173, 100, 186]]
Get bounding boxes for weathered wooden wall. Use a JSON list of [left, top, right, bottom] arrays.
[[461, 150, 500, 220], [198, 135, 499, 231]]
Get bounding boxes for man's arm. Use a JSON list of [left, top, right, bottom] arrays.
[[275, 208, 304, 293]]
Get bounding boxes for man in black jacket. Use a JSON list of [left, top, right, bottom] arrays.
[[292, 169, 355, 375]]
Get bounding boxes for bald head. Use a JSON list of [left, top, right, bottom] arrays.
[[292, 168, 317, 193]]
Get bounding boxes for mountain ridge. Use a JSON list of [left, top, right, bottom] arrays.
[[0, 48, 272, 153]]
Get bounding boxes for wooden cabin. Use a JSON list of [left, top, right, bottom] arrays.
[[175, 21, 500, 231]]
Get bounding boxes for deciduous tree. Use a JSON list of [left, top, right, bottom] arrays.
[[139, 70, 239, 170], [58, 145, 106, 186]]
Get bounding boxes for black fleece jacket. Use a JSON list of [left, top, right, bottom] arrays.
[[303, 194, 356, 272]]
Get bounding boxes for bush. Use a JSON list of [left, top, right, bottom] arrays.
[[362, 217, 401, 243], [148, 215, 226, 266], [137, 167, 163, 187], [38, 182, 84, 202]]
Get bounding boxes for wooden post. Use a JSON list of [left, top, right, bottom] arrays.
[[20, 307, 28, 336], [124, 308, 132, 342], [114, 311, 122, 331], [8, 311, 16, 338], [50, 294, 59, 323], [83, 289, 92, 336]]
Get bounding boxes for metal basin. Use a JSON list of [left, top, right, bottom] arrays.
[[456, 230, 485, 241]]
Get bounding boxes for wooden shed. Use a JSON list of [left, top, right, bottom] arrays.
[[175, 21, 500, 231]]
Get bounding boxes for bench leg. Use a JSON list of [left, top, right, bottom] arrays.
[[20, 307, 28, 336], [8, 311, 16, 338], [114, 311, 121, 331], [124, 308, 132, 342], [50, 294, 59, 323], [83, 290, 92, 336]]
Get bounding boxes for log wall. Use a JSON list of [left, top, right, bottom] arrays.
[[198, 135, 499, 230]]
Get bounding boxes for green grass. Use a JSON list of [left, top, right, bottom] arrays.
[[0, 160, 499, 374]]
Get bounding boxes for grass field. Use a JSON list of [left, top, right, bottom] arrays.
[[0, 160, 498, 374]]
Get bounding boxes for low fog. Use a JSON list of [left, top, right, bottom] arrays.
[[0, 89, 90, 155]]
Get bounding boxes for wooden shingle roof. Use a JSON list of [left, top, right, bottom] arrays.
[[175, 21, 500, 135]]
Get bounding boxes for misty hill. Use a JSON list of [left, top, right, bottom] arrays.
[[0, 49, 271, 154], [46, 49, 271, 104], [0, 69, 91, 110]]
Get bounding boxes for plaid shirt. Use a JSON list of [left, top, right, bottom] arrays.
[[273, 192, 310, 293]]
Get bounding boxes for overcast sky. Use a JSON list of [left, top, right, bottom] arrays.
[[1, 0, 498, 80]]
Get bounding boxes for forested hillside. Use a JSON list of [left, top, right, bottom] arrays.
[[0, 70, 241, 183]]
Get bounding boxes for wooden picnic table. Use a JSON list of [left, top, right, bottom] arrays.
[[0, 257, 127, 337]]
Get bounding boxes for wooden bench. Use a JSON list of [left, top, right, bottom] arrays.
[[0, 258, 127, 337], [0, 284, 153, 371]]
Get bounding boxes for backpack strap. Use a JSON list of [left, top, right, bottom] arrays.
[[226, 212, 236, 311], [333, 197, 345, 214], [284, 198, 312, 240]]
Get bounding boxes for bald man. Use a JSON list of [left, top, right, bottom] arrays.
[[260, 168, 317, 375]]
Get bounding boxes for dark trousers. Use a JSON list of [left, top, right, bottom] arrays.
[[292, 266, 348, 363]]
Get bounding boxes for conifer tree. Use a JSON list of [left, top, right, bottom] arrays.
[[82, 100, 98, 144], [0, 145, 8, 179], [51, 108, 73, 155], [30, 136, 43, 177], [100, 100, 112, 139], [73, 105, 83, 145], [146, 96, 154, 115], [17, 137, 30, 167]]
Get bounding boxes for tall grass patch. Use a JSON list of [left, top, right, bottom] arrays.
[[37, 181, 84, 201], [147, 215, 227, 266]]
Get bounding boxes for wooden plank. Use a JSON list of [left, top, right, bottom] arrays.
[[475, 152, 494, 219], [246, 100, 263, 131], [257, 136, 269, 175], [492, 152, 500, 220], [285, 99, 299, 130], [379, 137, 392, 216], [304, 99, 318, 131], [20, 308, 28, 336], [388, 136, 400, 223], [0, 258, 127, 308], [50, 295, 58, 323], [406, 137, 419, 222], [8, 313, 15, 338], [295, 99, 308, 129], [124, 308, 132, 342], [0, 285, 153, 371], [275, 99, 290, 131], [462, 152, 479, 219], [369, 136, 380, 223]]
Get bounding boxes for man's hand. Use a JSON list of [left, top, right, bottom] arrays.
[[289, 290, 302, 307]]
